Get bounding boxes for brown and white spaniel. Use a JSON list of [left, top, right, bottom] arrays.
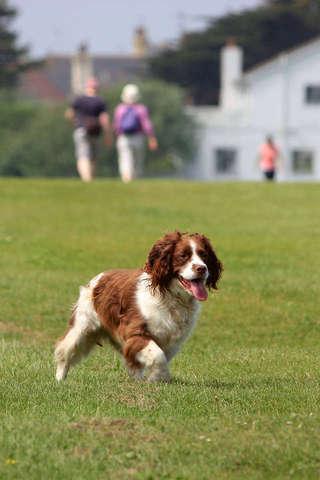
[[54, 231, 223, 382]]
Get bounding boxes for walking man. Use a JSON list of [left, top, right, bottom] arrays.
[[65, 77, 112, 182]]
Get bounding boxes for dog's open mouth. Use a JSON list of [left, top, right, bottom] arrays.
[[178, 276, 208, 301]]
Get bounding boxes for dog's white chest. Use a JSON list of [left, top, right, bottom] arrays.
[[136, 273, 200, 358]]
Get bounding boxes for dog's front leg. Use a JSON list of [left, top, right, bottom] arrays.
[[124, 337, 170, 382], [136, 340, 171, 383]]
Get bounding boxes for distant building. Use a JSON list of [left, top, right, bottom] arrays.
[[19, 27, 150, 101], [188, 37, 320, 181]]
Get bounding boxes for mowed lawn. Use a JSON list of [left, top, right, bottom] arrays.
[[1, 178, 320, 479]]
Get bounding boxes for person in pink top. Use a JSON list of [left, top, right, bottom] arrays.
[[114, 84, 158, 183], [259, 136, 280, 181]]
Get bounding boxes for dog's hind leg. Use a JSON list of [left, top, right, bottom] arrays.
[[54, 284, 102, 381], [55, 326, 99, 381]]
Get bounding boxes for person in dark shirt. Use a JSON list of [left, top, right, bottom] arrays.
[[65, 77, 112, 182]]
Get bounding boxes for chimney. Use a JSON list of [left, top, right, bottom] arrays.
[[71, 42, 94, 95], [220, 39, 243, 110], [132, 27, 149, 58]]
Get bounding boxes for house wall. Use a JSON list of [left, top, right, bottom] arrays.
[[190, 123, 266, 181], [248, 44, 320, 181], [189, 41, 320, 181], [287, 43, 320, 129]]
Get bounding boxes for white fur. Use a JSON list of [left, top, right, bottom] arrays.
[[136, 271, 200, 363], [179, 240, 208, 281], [136, 340, 170, 382], [54, 273, 104, 381]]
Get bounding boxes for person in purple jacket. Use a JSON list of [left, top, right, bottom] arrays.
[[113, 84, 158, 183]]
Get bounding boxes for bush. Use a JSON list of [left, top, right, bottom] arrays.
[[0, 80, 196, 177], [0, 105, 75, 176]]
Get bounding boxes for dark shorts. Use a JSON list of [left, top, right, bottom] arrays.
[[263, 170, 275, 181]]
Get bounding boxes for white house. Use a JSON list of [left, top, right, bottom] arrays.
[[188, 38, 320, 181]]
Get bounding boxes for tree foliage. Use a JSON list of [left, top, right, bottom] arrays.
[[0, 0, 31, 89], [0, 80, 196, 177], [149, 0, 320, 104]]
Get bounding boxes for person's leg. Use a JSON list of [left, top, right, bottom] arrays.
[[88, 136, 99, 180], [116, 135, 134, 183], [264, 170, 275, 181], [131, 134, 145, 179], [74, 128, 94, 182], [77, 158, 93, 182]]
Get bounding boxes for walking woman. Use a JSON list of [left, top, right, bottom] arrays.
[[113, 84, 158, 183]]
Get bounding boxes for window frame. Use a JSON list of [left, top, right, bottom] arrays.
[[214, 148, 238, 176], [291, 150, 314, 175], [305, 85, 320, 104]]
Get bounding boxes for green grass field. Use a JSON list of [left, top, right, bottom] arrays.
[[1, 179, 319, 479]]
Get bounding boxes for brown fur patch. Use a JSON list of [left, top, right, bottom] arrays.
[[92, 269, 154, 368]]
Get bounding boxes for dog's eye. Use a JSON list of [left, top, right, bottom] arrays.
[[197, 249, 207, 259], [179, 251, 190, 260]]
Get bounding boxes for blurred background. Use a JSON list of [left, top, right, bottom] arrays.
[[1, 0, 320, 181]]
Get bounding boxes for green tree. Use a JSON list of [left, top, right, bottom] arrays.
[[150, 0, 320, 104], [0, 0, 30, 89]]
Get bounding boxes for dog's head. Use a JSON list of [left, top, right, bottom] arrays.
[[144, 231, 223, 301]]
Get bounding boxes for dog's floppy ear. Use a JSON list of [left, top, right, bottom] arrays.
[[144, 231, 182, 294], [200, 235, 223, 290]]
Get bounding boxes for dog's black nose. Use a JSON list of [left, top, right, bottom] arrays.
[[193, 264, 207, 276]]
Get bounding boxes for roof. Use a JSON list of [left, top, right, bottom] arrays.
[[19, 70, 66, 102], [19, 53, 148, 102], [244, 35, 320, 77], [93, 55, 147, 85]]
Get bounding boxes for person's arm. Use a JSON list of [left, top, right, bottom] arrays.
[[148, 136, 158, 151], [256, 153, 261, 170], [99, 111, 113, 147], [64, 107, 74, 122], [257, 145, 264, 170], [113, 105, 122, 136], [275, 147, 283, 171], [139, 106, 158, 151]]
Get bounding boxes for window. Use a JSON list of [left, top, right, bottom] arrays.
[[305, 85, 320, 104], [214, 148, 237, 175], [292, 150, 314, 174]]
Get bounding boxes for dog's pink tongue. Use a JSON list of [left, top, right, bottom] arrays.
[[190, 281, 208, 301]]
